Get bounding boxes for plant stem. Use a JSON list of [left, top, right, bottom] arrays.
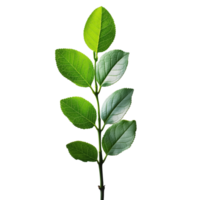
[[95, 93, 104, 200], [93, 51, 105, 200]]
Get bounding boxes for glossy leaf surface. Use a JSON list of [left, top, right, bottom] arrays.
[[102, 120, 136, 155], [96, 50, 129, 87], [67, 141, 98, 162], [101, 88, 133, 124], [60, 97, 96, 129], [55, 49, 94, 87], [84, 6, 116, 52]]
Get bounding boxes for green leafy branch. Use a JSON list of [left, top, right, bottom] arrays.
[[55, 6, 137, 200]]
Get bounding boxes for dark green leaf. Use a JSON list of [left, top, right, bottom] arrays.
[[53, 48, 95, 88], [64, 140, 98, 163], [58, 95, 97, 130]]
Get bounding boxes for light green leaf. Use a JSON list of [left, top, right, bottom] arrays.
[[66, 141, 98, 162], [101, 88, 133, 124], [60, 97, 96, 129], [96, 50, 129, 87], [84, 6, 116, 53], [55, 49, 94, 87], [102, 120, 136, 155]]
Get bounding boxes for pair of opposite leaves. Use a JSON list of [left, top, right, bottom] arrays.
[[66, 120, 136, 162], [53, 48, 131, 88]]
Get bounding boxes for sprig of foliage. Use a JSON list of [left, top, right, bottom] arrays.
[[53, 5, 138, 200]]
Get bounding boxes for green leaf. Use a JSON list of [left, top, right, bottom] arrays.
[[55, 49, 94, 87], [96, 50, 129, 87], [66, 141, 98, 162], [101, 88, 133, 124], [102, 120, 136, 155], [60, 97, 96, 129], [84, 6, 116, 53]]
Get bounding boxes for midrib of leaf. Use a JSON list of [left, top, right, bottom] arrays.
[[73, 144, 96, 160], [96, 7, 103, 52]]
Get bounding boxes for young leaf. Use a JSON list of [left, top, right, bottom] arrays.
[[96, 50, 129, 87], [101, 88, 133, 124], [102, 120, 136, 156], [60, 97, 96, 129], [55, 49, 94, 87], [67, 141, 98, 162], [84, 6, 116, 53]]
